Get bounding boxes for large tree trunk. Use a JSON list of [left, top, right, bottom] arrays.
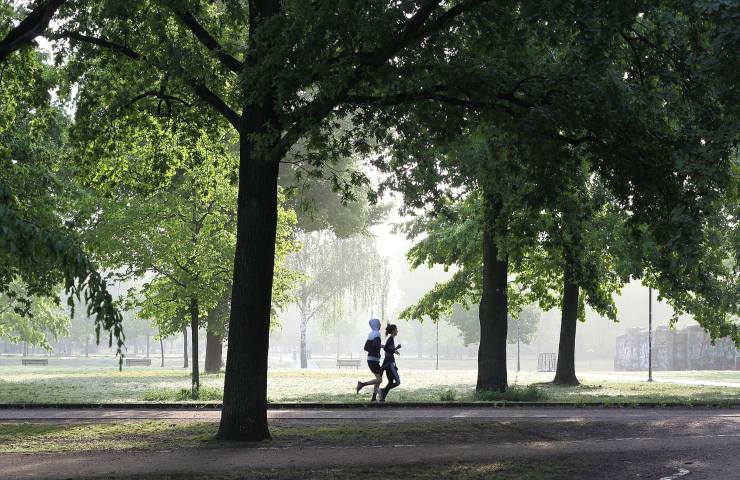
[[218, 126, 280, 441], [205, 328, 224, 374], [553, 276, 580, 385], [190, 297, 200, 399], [204, 295, 228, 373], [182, 326, 188, 369], [299, 313, 308, 369], [476, 204, 508, 392]]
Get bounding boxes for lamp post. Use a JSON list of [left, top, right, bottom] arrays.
[[648, 286, 653, 382]]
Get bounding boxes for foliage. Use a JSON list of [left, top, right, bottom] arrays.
[[0, 33, 123, 355], [438, 388, 457, 402], [82, 122, 299, 337], [291, 231, 387, 328], [0, 282, 68, 349], [445, 303, 541, 347], [377, 2, 740, 345]]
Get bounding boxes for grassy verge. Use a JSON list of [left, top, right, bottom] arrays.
[[1, 368, 739, 405]]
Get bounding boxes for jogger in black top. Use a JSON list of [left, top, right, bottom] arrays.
[[380, 324, 401, 402]]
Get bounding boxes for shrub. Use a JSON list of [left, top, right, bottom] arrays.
[[439, 388, 457, 402], [473, 384, 549, 402]]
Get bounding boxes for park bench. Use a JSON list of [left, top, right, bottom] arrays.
[[125, 358, 152, 367], [336, 358, 361, 369], [21, 358, 48, 366]]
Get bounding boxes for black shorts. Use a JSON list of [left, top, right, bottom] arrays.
[[367, 360, 382, 374]]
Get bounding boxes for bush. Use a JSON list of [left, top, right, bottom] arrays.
[[143, 386, 223, 402], [439, 388, 457, 402], [473, 384, 549, 402]]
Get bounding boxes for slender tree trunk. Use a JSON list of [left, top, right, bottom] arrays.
[[190, 297, 200, 399], [218, 125, 280, 441], [85, 335, 89, 358], [182, 326, 188, 369], [476, 203, 508, 392], [299, 313, 308, 369], [159, 334, 165, 368], [553, 275, 580, 385], [146, 333, 150, 358]]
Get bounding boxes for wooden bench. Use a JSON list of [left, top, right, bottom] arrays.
[[336, 358, 361, 369], [125, 358, 152, 367], [21, 358, 48, 366]]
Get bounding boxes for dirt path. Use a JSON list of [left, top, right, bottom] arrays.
[[2, 433, 740, 479], [1, 406, 739, 422], [3, 408, 740, 479]]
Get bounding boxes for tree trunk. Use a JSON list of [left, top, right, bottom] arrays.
[[299, 313, 308, 369], [159, 334, 165, 368], [553, 276, 580, 385], [182, 326, 188, 369], [476, 205, 508, 392], [85, 335, 89, 358], [146, 333, 150, 358], [205, 328, 224, 373], [205, 293, 228, 373], [190, 297, 200, 399], [218, 126, 280, 441]]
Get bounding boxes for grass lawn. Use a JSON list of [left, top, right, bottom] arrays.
[[0, 367, 739, 404]]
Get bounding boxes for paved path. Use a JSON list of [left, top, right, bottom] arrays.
[[2, 408, 740, 479], [1, 406, 740, 422]]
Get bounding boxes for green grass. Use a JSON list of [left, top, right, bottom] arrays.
[[1, 367, 739, 405], [0, 420, 532, 453], [0, 422, 218, 453]]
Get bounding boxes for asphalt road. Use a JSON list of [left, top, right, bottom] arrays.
[[1, 407, 739, 479]]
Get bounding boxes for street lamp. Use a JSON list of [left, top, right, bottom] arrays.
[[648, 286, 653, 382]]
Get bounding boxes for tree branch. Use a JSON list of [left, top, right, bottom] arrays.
[[0, 0, 68, 62], [173, 10, 243, 73], [53, 30, 142, 60], [129, 90, 193, 108], [52, 31, 241, 129], [274, 0, 492, 163], [343, 87, 517, 117]]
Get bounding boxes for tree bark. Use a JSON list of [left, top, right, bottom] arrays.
[[218, 126, 280, 441], [182, 326, 188, 369], [476, 203, 508, 392], [190, 297, 200, 398], [205, 328, 224, 373], [205, 291, 229, 373], [299, 313, 308, 369], [553, 276, 580, 385]]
